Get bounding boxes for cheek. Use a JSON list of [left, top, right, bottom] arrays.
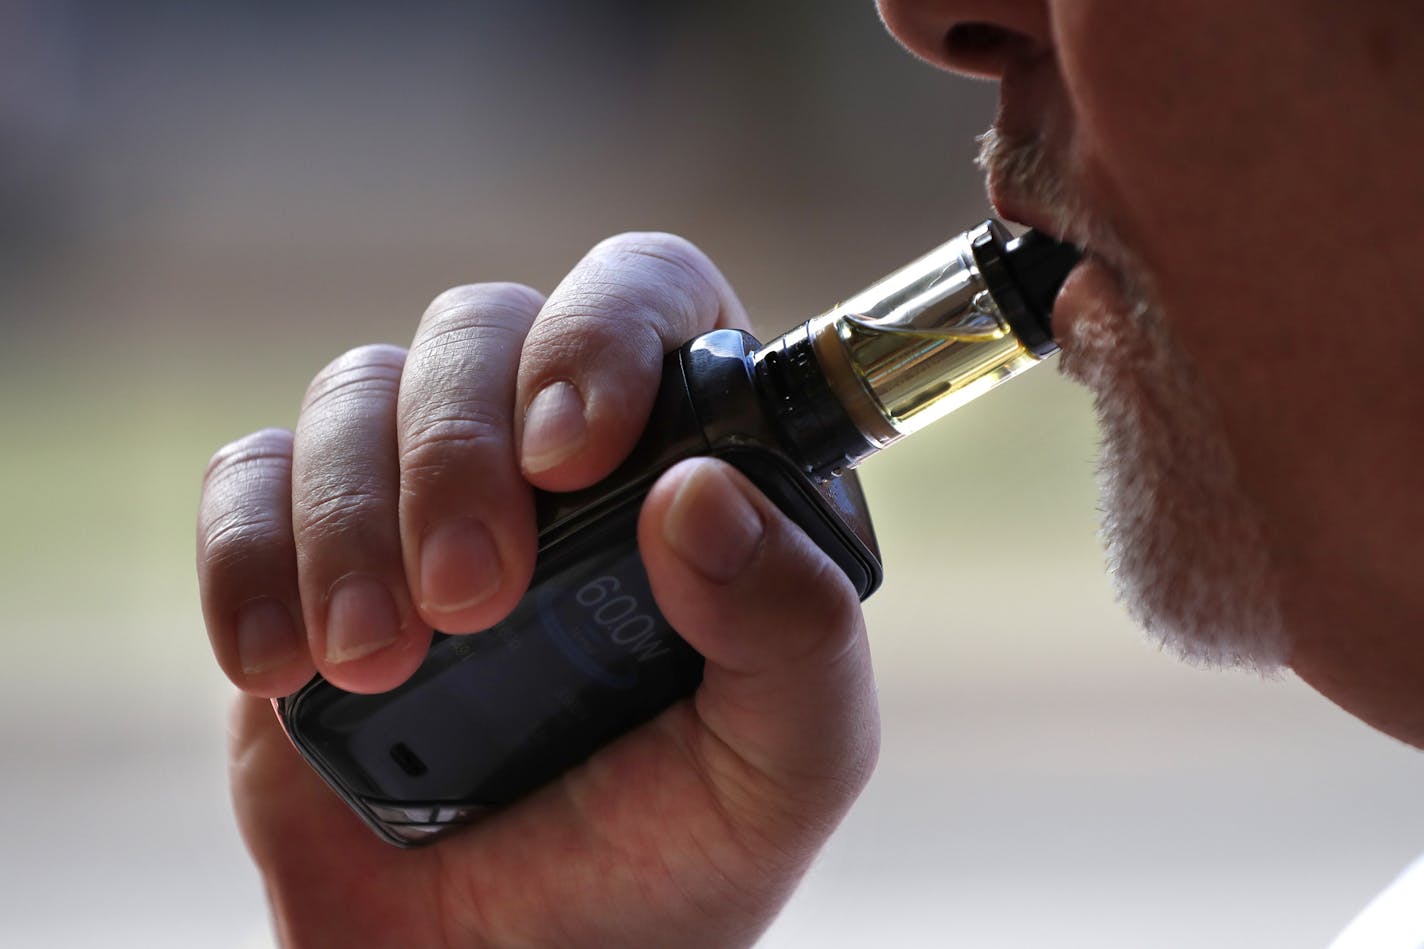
[[1051, 3, 1309, 257], [1047, 5, 1342, 397]]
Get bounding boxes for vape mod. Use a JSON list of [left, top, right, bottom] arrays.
[[276, 219, 1080, 845]]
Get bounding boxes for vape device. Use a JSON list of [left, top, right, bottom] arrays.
[[276, 219, 1079, 845]]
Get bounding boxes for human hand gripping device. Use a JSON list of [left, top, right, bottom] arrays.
[[276, 219, 1080, 845]]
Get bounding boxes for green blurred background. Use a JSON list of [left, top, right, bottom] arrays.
[[3, 2, 1423, 946]]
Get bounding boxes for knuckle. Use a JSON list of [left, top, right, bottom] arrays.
[[526, 232, 725, 377], [596, 231, 718, 298], [199, 430, 295, 567], [398, 408, 506, 480], [200, 506, 290, 575], [423, 282, 544, 330], [302, 344, 406, 412], [532, 298, 656, 355], [410, 297, 534, 377], [576, 231, 721, 336], [592, 230, 710, 273], [204, 428, 293, 483], [294, 481, 387, 541]]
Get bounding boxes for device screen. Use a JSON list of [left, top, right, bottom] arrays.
[[288, 503, 704, 809]]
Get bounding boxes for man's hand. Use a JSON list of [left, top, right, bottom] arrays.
[[196, 233, 880, 947]]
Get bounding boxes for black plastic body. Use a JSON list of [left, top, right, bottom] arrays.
[[276, 329, 882, 846], [974, 223, 1077, 359]]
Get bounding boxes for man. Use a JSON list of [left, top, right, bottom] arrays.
[[196, 2, 1424, 945]]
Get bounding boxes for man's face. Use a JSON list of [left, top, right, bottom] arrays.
[[878, 2, 1424, 744]]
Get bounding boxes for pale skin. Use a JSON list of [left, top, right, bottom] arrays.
[[198, 2, 1424, 945]]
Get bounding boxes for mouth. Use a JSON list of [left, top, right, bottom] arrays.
[[988, 188, 1052, 239], [988, 190, 1092, 348]]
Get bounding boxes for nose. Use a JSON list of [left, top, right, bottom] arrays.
[[877, 0, 1052, 79]]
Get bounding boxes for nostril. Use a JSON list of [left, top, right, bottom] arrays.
[[880, 2, 1050, 77], [940, 21, 1042, 76], [946, 21, 1015, 57]]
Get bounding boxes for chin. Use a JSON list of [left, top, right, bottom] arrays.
[[1057, 275, 1287, 674]]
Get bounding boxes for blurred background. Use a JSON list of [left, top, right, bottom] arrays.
[[3, 1, 1423, 946]]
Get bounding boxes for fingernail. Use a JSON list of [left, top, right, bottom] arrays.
[[325, 575, 401, 663], [419, 517, 503, 615], [235, 597, 301, 675], [522, 380, 586, 474], [663, 462, 765, 584]]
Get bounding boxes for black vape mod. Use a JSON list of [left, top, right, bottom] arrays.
[[276, 220, 1079, 845]]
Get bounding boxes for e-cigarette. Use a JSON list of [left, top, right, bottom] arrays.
[[276, 219, 1079, 845]]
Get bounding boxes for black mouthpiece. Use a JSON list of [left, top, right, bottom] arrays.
[[1005, 230, 1081, 324], [970, 222, 1081, 358]]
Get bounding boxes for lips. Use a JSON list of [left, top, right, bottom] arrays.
[[1048, 254, 1119, 348], [986, 189, 1044, 238]]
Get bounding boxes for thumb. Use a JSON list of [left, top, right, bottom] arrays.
[[637, 457, 880, 818]]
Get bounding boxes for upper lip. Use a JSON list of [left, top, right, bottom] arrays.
[[984, 60, 1069, 241], [986, 182, 1062, 243]]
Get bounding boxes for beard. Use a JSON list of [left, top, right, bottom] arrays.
[[977, 128, 1285, 672]]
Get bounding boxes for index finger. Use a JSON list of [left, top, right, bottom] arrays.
[[514, 232, 751, 491]]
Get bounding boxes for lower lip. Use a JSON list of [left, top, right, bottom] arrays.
[[1050, 255, 1121, 350]]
